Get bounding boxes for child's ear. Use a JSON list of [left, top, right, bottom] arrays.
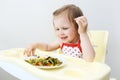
[[75, 23, 79, 30]]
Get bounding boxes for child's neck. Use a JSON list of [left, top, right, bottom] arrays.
[[69, 37, 80, 44]]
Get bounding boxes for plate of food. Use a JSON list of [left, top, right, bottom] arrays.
[[24, 55, 66, 69]]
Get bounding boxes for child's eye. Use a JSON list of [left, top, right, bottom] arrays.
[[55, 28, 59, 31], [63, 28, 68, 30]]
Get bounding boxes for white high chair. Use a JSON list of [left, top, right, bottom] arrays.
[[88, 30, 109, 63], [88, 30, 116, 80]]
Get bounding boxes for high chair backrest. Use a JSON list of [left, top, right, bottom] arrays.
[[88, 30, 109, 63]]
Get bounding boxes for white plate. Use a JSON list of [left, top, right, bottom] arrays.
[[24, 55, 66, 69]]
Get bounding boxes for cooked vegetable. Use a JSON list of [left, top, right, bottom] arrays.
[[25, 56, 62, 66]]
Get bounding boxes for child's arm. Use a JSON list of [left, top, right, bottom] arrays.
[[75, 16, 95, 62], [80, 33, 95, 62], [24, 41, 60, 56]]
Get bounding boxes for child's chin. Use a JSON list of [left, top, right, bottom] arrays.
[[60, 38, 69, 43], [62, 40, 69, 43]]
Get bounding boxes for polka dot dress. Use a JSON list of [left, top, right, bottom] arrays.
[[61, 40, 82, 58]]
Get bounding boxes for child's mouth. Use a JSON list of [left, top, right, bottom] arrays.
[[61, 36, 67, 40]]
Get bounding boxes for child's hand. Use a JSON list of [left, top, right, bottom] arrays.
[[24, 43, 37, 56], [74, 16, 88, 34]]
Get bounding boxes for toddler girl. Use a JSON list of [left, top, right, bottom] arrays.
[[24, 4, 95, 62]]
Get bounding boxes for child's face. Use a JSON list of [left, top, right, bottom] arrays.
[[53, 14, 79, 43]]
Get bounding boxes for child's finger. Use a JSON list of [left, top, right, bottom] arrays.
[[32, 49, 35, 56]]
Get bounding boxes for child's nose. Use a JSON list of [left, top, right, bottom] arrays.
[[59, 29, 64, 35]]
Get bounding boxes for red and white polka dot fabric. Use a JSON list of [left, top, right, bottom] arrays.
[[61, 40, 82, 58]]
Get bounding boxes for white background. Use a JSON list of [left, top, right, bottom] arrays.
[[0, 0, 119, 79]]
